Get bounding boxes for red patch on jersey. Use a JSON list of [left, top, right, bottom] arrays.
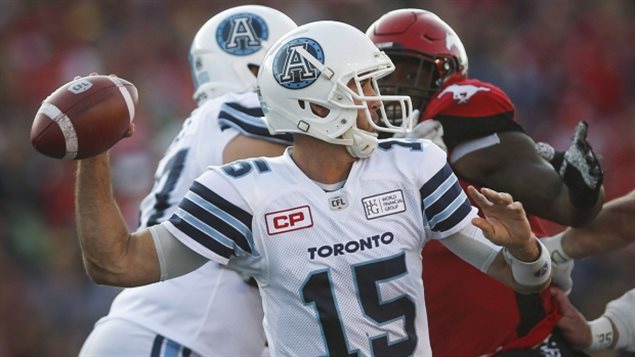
[[422, 78, 515, 121], [265, 205, 313, 235]]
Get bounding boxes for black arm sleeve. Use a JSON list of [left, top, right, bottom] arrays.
[[437, 112, 525, 150]]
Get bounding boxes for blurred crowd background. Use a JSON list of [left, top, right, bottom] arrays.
[[0, 0, 633, 356]]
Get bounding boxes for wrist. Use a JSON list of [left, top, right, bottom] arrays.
[[506, 236, 540, 262], [589, 316, 616, 350], [541, 232, 572, 264], [503, 239, 551, 288]]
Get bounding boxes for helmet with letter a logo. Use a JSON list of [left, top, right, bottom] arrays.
[[189, 5, 297, 105], [257, 21, 415, 158]]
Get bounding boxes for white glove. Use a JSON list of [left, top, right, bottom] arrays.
[[541, 233, 574, 295], [395, 112, 447, 152]]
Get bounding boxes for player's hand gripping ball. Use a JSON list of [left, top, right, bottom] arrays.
[[31, 74, 138, 160]]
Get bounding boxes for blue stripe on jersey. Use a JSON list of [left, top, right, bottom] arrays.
[[427, 192, 469, 228], [190, 181, 252, 227], [179, 181, 255, 254], [164, 339, 180, 357], [218, 102, 293, 145], [432, 198, 472, 233], [423, 175, 461, 218], [179, 193, 254, 254], [225, 102, 265, 117], [168, 213, 234, 259], [174, 208, 235, 251], [420, 164, 454, 198], [150, 335, 164, 357], [420, 163, 472, 232]]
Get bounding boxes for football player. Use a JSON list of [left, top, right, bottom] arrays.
[[78, 5, 296, 356], [74, 21, 554, 356], [367, 8, 605, 357]]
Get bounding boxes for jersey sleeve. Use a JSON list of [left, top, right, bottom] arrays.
[[218, 100, 293, 146], [425, 81, 525, 150], [416, 142, 478, 239], [161, 168, 256, 265]]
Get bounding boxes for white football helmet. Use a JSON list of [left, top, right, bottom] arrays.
[[257, 21, 414, 158], [189, 5, 297, 105]]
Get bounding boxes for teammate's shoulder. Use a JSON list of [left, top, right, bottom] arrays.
[[213, 154, 285, 181], [195, 91, 254, 111]]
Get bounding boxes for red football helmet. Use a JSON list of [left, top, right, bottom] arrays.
[[367, 9, 468, 114]]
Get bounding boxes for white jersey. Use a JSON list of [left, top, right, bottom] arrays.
[[92, 91, 292, 356], [163, 139, 478, 356]]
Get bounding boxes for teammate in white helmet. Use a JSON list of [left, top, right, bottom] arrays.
[[74, 21, 553, 356], [78, 5, 296, 356]]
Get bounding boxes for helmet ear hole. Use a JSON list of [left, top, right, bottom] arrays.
[[309, 102, 330, 118]]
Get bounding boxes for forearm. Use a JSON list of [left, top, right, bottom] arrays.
[[550, 185, 603, 227], [562, 190, 635, 258], [442, 225, 550, 293], [76, 153, 159, 286], [503, 164, 601, 227]]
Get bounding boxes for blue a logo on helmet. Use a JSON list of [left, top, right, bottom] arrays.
[[273, 38, 324, 90], [216, 13, 268, 56]]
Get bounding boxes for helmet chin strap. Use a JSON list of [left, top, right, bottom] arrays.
[[342, 126, 379, 158]]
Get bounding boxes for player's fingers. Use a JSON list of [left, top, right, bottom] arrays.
[[508, 201, 526, 215], [573, 121, 588, 142], [467, 186, 493, 208], [481, 187, 512, 206]]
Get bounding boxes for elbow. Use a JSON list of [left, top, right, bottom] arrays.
[[82, 255, 131, 287]]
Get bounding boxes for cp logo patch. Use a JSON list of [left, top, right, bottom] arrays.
[[216, 13, 268, 56], [273, 37, 324, 90]]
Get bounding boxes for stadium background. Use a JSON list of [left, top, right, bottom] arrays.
[[0, 0, 633, 355]]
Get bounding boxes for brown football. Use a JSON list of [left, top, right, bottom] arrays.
[[31, 75, 138, 160]]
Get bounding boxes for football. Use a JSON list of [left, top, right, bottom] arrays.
[[31, 74, 138, 160]]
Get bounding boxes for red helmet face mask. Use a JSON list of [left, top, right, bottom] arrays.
[[367, 9, 469, 121]]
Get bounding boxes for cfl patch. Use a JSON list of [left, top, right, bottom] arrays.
[[328, 194, 348, 211], [362, 190, 406, 220]]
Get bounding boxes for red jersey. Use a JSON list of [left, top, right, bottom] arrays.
[[422, 78, 560, 356]]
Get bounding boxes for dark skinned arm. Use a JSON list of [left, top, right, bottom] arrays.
[[452, 131, 603, 227]]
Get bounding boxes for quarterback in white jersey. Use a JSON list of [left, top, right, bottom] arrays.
[[79, 5, 296, 357], [74, 21, 552, 356], [163, 139, 474, 355]]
